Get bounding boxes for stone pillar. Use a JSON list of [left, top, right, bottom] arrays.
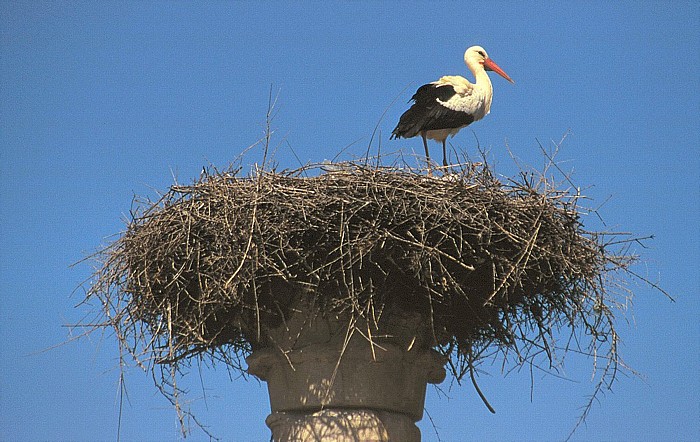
[[247, 305, 446, 442]]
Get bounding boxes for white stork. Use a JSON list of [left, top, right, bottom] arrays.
[[391, 46, 514, 167]]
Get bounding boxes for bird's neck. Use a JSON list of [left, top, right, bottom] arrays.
[[472, 66, 493, 93], [472, 66, 494, 111]]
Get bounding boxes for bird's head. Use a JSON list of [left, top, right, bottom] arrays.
[[464, 46, 514, 84]]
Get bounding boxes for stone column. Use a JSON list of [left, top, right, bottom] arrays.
[[247, 305, 446, 442]]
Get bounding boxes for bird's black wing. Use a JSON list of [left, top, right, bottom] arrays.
[[391, 84, 475, 139]]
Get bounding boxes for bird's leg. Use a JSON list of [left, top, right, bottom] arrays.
[[442, 140, 448, 168], [421, 133, 432, 173], [421, 133, 430, 162]]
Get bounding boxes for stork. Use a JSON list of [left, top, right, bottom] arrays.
[[391, 46, 514, 167]]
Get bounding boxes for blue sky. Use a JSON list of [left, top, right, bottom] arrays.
[[1, 1, 698, 441]]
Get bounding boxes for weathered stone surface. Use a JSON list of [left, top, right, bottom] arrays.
[[247, 304, 445, 441], [266, 409, 419, 442]]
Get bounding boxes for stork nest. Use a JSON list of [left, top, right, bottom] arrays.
[[83, 159, 638, 430]]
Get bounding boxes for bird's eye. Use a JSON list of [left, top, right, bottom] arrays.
[[478, 51, 486, 57]]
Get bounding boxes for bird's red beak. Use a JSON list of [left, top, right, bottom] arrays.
[[483, 58, 514, 84]]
